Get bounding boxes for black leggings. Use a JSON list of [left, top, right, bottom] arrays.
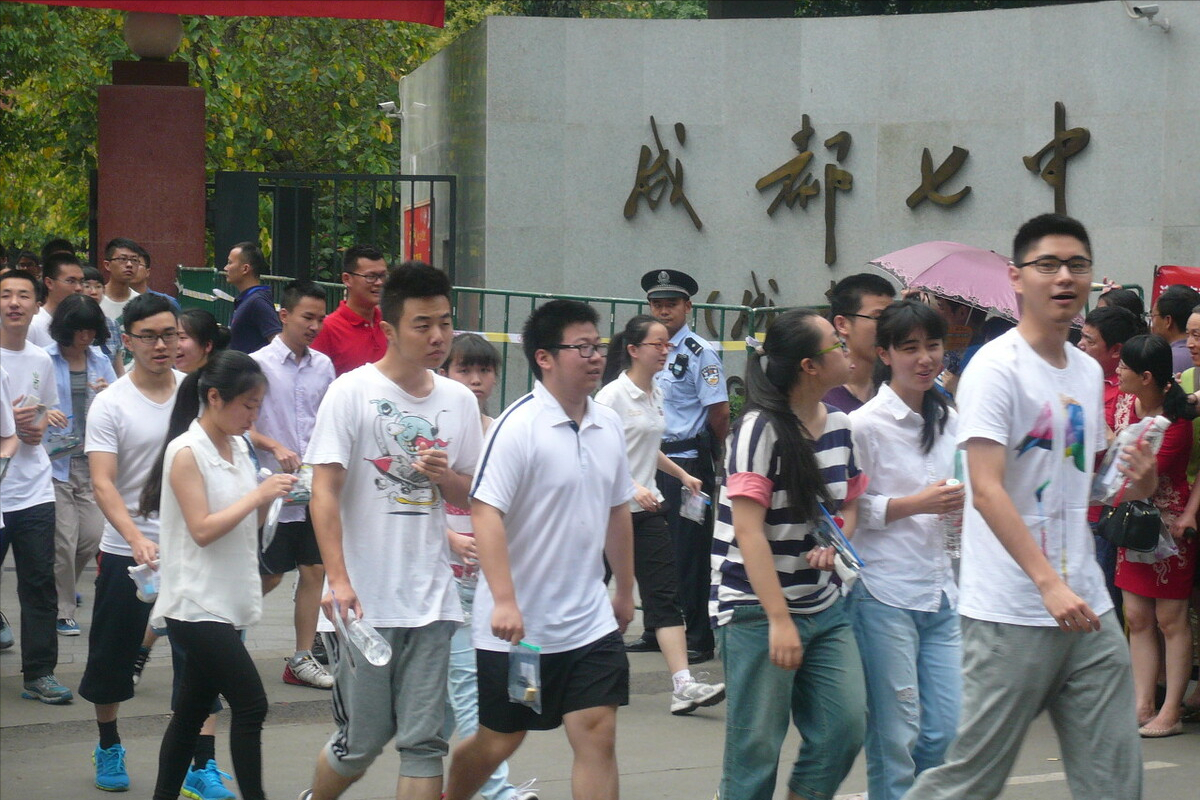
[[154, 619, 268, 800]]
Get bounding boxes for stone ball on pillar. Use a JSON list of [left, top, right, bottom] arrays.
[[123, 12, 183, 60]]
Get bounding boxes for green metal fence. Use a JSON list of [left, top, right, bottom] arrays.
[[176, 267, 778, 409]]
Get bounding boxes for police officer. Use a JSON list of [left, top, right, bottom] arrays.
[[626, 269, 729, 663]]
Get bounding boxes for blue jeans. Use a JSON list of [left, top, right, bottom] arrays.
[[717, 599, 865, 800], [847, 583, 962, 800], [442, 581, 519, 800]]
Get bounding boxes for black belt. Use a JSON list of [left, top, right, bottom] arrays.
[[661, 436, 709, 456]]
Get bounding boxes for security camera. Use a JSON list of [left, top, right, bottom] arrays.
[[378, 101, 397, 112], [1132, 4, 1159, 18]]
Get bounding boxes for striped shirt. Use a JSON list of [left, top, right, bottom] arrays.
[[709, 406, 867, 627]]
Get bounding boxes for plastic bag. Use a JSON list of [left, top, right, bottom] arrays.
[[680, 488, 710, 523], [1125, 524, 1180, 564], [508, 641, 542, 714]]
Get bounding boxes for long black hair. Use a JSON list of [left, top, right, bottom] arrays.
[[875, 300, 950, 454], [602, 314, 660, 386], [1119, 334, 1190, 421], [139, 350, 267, 517], [741, 308, 833, 521]]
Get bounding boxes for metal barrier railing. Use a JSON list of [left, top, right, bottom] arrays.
[[176, 266, 781, 409]]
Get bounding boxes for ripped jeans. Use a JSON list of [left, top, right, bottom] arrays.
[[847, 582, 961, 800]]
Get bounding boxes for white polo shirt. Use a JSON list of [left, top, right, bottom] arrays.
[[470, 381, 634, 654], [595, 371, 667, 512]]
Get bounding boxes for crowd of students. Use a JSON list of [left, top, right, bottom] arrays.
[[1, 212, 1196, 800]]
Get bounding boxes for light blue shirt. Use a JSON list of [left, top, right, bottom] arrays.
[[45, 342, 117, 482], [654, 324, 728, 458]]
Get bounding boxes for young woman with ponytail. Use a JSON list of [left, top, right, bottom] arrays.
[[845, 300, 965, 800], [140, 351, 296, 800], [710, 308, 867, 800], [1111, 333, 1196, 737]]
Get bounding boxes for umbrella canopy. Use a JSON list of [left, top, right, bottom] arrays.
[[871, 240, 1019, 321]]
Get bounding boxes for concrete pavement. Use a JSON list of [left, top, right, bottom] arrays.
[[2, 562, 1196, 799]]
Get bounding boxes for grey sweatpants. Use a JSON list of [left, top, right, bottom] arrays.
[[903, 611, 1142, 800], [323, 620, 455, 779]]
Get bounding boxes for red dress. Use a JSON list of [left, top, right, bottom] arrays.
[[1112, 394, 1198, 600]]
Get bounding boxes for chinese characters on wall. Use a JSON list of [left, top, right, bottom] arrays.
[[623, 102, 1090, 265]]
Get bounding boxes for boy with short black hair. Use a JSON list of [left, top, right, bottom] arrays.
[[444, 299, 636, 800], [825, 272, 896, 412]]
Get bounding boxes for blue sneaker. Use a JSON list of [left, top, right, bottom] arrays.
[[57, 617, 81, 636], [0, 612, 13, 650], [182, 759, 236, 800], [93, 743, 130, 792], [21, 674, 73, 704]]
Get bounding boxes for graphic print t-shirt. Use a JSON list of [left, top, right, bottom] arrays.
[[305, 365, 484, 629], [955, 330, 1109, 626]]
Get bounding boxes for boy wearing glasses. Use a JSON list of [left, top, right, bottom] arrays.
[[902, 214, 1156, 800], [27, 253, 85, 348], [81, 294, 188, 792], [824, 272, 896, 413], [443, 299, 636, 800], [312, 244, 390, 375], [99, 238, 144, 323], [299, 262, 482, 800]]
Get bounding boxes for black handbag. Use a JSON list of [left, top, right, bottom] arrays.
[[1097, 501, 1162, 552]]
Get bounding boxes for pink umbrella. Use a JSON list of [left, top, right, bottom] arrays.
[[871, 240, 1019, 321]]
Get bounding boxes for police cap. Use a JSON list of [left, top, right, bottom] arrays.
[[641, 269, 699, 300]]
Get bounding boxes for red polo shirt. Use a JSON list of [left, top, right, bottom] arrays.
[[311, 301, 388, 375]]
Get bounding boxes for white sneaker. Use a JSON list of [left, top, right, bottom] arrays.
[[512, 777, 539, 800], [670, 678, 726, 715], [283, 654, 334, 689]]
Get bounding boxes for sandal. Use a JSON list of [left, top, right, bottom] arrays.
[[1138, 721, 1184, 738]]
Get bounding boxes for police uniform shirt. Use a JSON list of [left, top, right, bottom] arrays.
[[656, 324, 728, 459]]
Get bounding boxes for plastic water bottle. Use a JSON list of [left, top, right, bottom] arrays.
[[258, 468, 285, 552], [938, 451, 965, 559], [1091, 416, 1170, 505], [331, 592, 392, 667]]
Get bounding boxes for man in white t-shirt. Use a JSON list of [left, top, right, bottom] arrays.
[[98, 238, 143, 323], [299, 262, 483, 800], [80, 293, 186, 793], [903, 215, 1157, 800], [0, 269, 72, 705], [27, 253, 86, 348], [443, 299, 636, 800]]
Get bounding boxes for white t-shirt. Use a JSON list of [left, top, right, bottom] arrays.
[[470, 382, 634, 654], [99, 289, 140, 323], [955, 330, 1110, 626], [84, 371, 183, 555], [0, 343, 57, 512], [152, 420, 262, 629], [27, 308, 52, 348], [305, 365, 483, 630], [595, 372, 667, 513], [0, 368, 14, 528]]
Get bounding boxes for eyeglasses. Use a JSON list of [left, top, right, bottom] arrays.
[[107, 255, 145, 266], [347, 271, 387, 284], [55, 277, 83, 286], [1015, 256, 1093, 275], [846, 313, 882, 322], [815, 338, 848, 356], [126, 330, 179, 345], [635, 341, 675, 352], [550, 342, 609, 358]]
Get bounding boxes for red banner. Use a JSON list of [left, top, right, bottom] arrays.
[[1151, 265, 1200, 307], [14, 0, 444, 26]]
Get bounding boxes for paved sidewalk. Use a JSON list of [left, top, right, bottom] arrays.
[[2, 562, 1196, 799]]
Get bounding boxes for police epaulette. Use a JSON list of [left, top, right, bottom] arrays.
[[684, 337, 703, 356]]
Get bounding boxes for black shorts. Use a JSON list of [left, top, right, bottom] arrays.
[[78, 552, 153, 705], [632, 510, 685, 630], [258, 509, 322, 575], [476, 630, 629, 733]]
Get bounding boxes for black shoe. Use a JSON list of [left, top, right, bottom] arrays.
[[624, 635, 661, 653], [687, 649, 714, 665], [312, 633, 329, 665]]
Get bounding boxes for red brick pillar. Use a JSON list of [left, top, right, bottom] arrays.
[[97, 61, 205, 296]]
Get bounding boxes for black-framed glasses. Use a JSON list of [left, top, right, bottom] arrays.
[[107, 255, 145, 266], [126, 330, 179, 345], [1015, 256, 1093, 275], [550, 342, 609, 358], [815, 338, 848, 356], [846, 313, 882, 322], [347, 271, 387, 283]]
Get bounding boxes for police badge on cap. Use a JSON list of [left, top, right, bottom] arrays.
[[641, 269, 699, 300]]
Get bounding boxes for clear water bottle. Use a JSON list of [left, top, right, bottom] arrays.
[[258, 468, 285, 552], [938, 450, 965, 559], [331, 593, 392, 667]]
